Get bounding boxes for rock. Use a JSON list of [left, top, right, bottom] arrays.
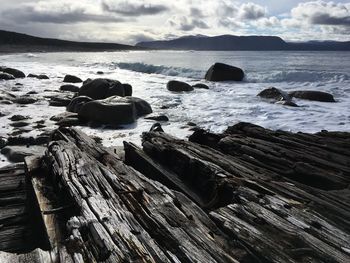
[[0, 90, 16, 101], [150, 123, 164, 132], [11, 87, 21, 92], [60, 84, 80, 92], [187, 122, 197, 126], [0, 72, 15, 80], [27, 74, 48, 79], [27, 74, 38, 78], [192, 83, 209, 89], [10, 121, 29, 128], [145, 114, 169, 122], [26, 91, 38, 95], [0, 100, 13, 105], [128, 97, 153, 116], [63, 74, 82, 83], [57, 116, 83, 127], [97, 71, 104, 75], [50, 112, 78, 122], [0, 137, 5, 149], [67, 96, 93, 113], [78, 97, 136, 125], [258, 87, 291, 101], [275, 100, 299, 107], [1, 67, 25, 78], [289, 91, 335, 102], [15, 83, 23, 86], [205, 63, 244, 81], [14, 96, 37, 105], [167, 80, 194, 92], [123, 83, 133, 96], [49, 94, 73, 107], [1, 145, 46, 162], [9, 115, 30, 121], [79, 78, 125, 100]]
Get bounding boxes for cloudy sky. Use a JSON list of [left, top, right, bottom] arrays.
[[0, 0, 349, 44]]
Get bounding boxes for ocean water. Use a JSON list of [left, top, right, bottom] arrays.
[[1, 50, 350, 166]]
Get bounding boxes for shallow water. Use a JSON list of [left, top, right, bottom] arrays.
[[1, 50, 349, 167]]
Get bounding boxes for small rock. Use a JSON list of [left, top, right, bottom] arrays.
[[258, 87, 290, 101], [167, 80, 194, 92], [289, 91, 335, 102], [10, 121, 30, 128], [14, 96, 37, 105], [192, 83, 209, 89], [187, 122, 197, 126], [38, 74, 49, 79], [97, 71, 104, 75], [9, 115, 30, 121], [15, 83, 23, 86], [50, 112, 78, 122], [26, 91, 38, 95], [1, 67, 25, 78], [60, 84, 80, 92], [49, 94, 73, 107], [63, 74, 82, 83], [145, 114, 169, 122], [150, 123, 164, 132]]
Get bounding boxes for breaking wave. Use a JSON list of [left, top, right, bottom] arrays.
[[114, 62, 204, 78], [247, 70, 350, 83]]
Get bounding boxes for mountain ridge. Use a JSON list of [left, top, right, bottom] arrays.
[[136, 34, 350, 51]]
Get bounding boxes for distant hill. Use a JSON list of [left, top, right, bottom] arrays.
[[0, 30, 141, 53], [136, 35, 350, 51]]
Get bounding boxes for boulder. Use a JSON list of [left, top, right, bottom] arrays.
[[0, 73, 15, 80], [57, 116, 83, 127], [1, 145, 45, 162], [50, 112, 78, 122], [14, 96, 37, 105], [63, 74, 82, 83], [205, 63, 244, 81], [128, 97, 153, 116], [78, 97, 137, 125], [60, 84, 80, 92], [123, 84, 133, 96], [258, 87, 291, 101], [67, 96, 93, 113], [38, 74, 49, 80], [289, 91, 335, 102], [1, 67, 25, 78], [167, 80, 194, 92], [9, 115, 30, 121], [145, 114, 169, 122], [79, 78, 125, 100], [192, 83, 209, 89]]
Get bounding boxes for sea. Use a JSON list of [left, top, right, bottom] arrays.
[[1, 50, 350, 166]]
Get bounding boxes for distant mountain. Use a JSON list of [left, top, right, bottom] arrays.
[[136, 35, 350, 51], [0, 30, 141, 53]]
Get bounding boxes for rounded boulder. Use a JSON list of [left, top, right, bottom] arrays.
[[205, 63, 244, 81]]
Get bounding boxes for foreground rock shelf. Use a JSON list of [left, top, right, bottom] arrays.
[[1, 123, 350, 262]]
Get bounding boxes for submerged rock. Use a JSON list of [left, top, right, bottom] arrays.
[[1, 67, 25, 78], [289, 91, 335, 102], [167, 80, 194, 92], [205, 63, 244, 81], [28, 74, 49, 79], [79, 78, 125, 100], [9, 115, 30, 121], [63, 74, 82, 83], [145, 114, 169, 122], [258, 87, 291, 101], [192, 83, 209, 89], [14, 96, 37, 105]]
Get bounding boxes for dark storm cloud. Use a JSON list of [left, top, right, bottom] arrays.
[[310, 13, 350, 26], [1, 6, 124, 24], [180, 19, 209, 31], [239, 3, 266, 20], [102, 1, 168, 16]]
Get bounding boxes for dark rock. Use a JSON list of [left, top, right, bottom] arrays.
[[15, 83, 23, 86], [27, 73, 38, 78], [275, 100, 299, 107], [63, 74, 82, 83], [67, 96, 93, 113], [187, 122, 197, 126], [49, 94, 73, 107], [0, 137, 5, 149], [192, 83, 209, 89], [123, 84, 133, 96], [38, 74, 49, 80], [128, 97, 153, 116], [57, 117, 83, 127], [145, 114, 169, 122], [11, 87, 21, 92], [26, 91, 38, 95], [1, 145, 45, 162], [150, 123, 164, 132], [205, 63, 244, 81], [0, 90, 16, 101], [78, 96, 136, 125], [0, 72, 15, 80], [60, 84, 80, 92], [32, 123, 46, 129], [289, 91, 335, 102], [79, 78, 125, 100], [14, 96, 37, 105], [9, 115, 29, 121], [167, 80, 194, 92], [83, 78, 92, 85], [1, 67, 25, 78], [258, 87, 291, 101], [50, 112, 78, 122], [97, 71, 104, 75], [0, 100, 13, 105]]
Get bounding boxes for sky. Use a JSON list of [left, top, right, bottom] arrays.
[[0, 0, 349, 44]]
